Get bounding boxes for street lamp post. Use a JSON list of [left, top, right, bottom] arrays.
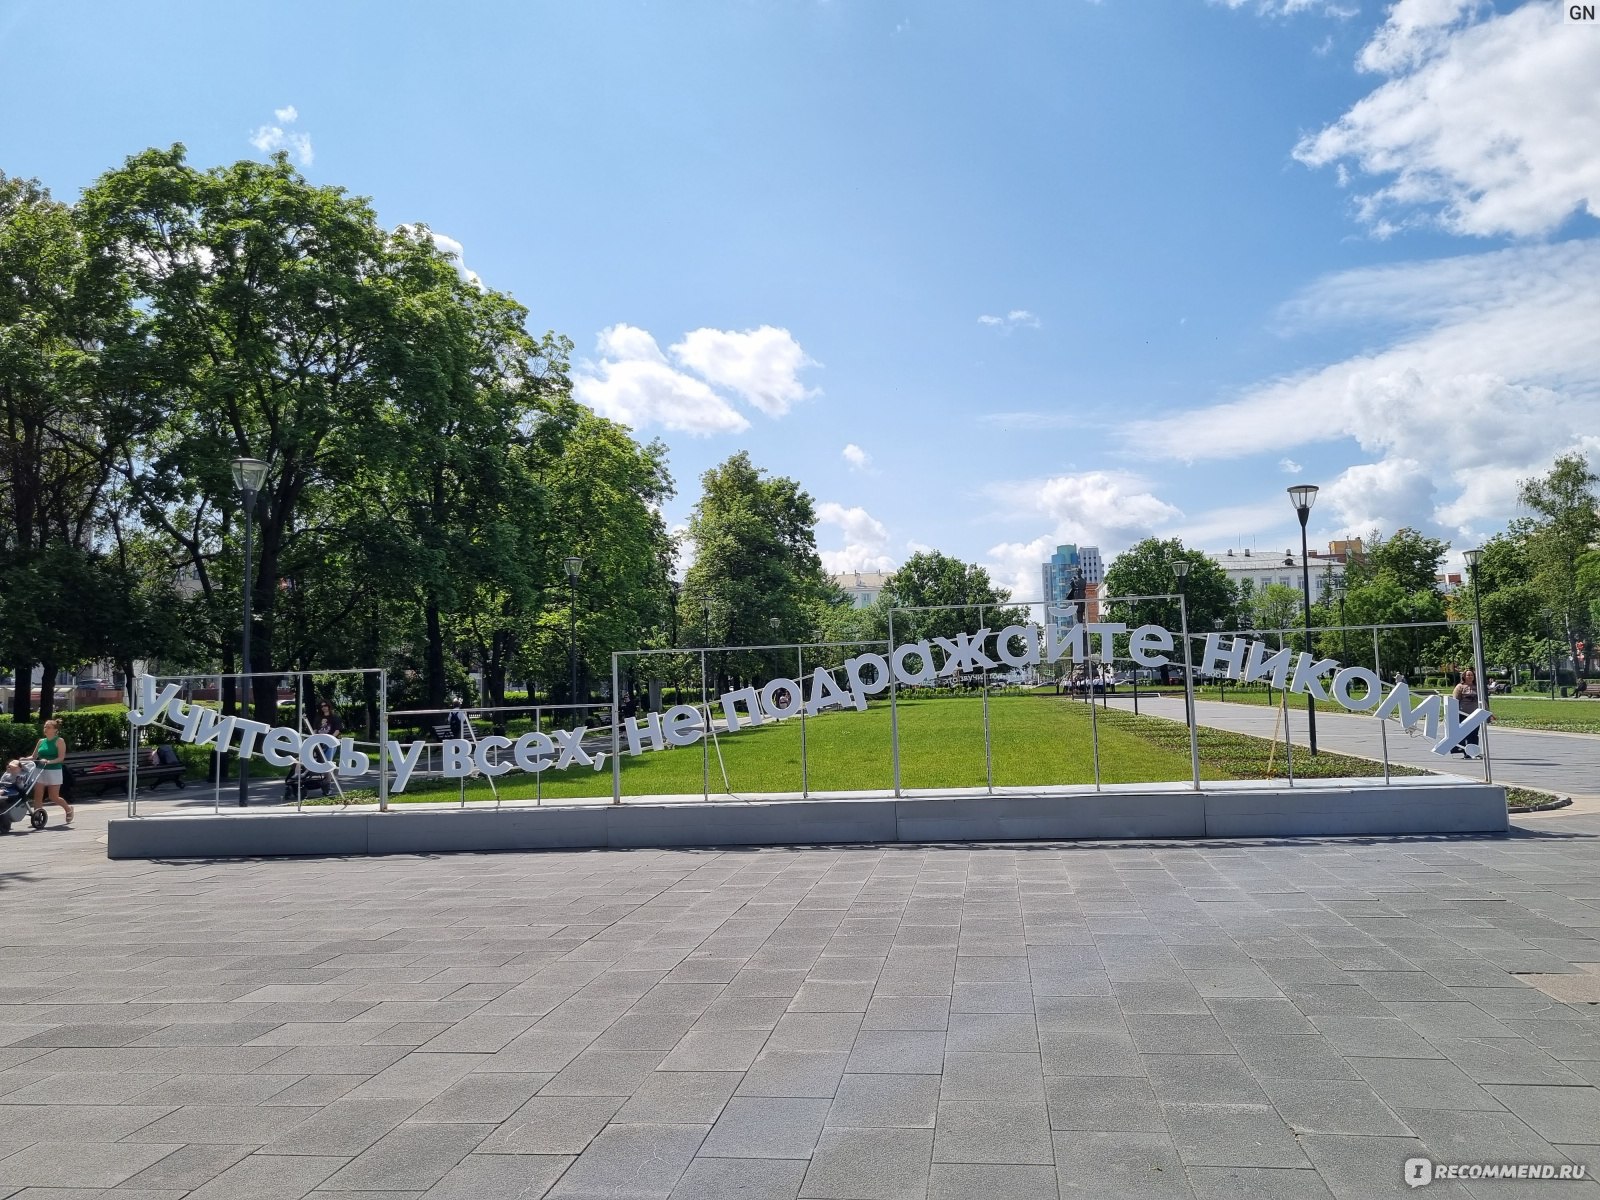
[[231, 456, 270, 807], [1333, 576, 1350, 664], [564, 555, 582, 713], [1287, 484, 1320, 755]]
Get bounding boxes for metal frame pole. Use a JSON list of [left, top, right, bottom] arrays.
[[798, 645, 808, 798], [127, 718, 139, 818], [1373, 629, 1390, 784], [1179, 597, 1200, 790], [980, 604, 993, 794], [378, 668, 389, 812], [212, 675, 223, 815], [700, 649, 710, 801], [611, 653, 622, 804], [1471, 618, 1492, 784], [1088, 657, 1102, 791], [888, 609, 901, 798]]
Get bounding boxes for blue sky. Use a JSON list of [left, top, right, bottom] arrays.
[[3, 0, 1596, 599]]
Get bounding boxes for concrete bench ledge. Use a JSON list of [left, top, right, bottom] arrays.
[[106, 777, 1509, 858]]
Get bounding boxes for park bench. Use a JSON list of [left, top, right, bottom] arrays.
[[62, 747, 186, 799]]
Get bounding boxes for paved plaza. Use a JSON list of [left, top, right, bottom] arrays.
[[0, 801, 1598, 1198]]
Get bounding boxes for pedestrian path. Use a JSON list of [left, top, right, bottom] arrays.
[[1106, 693, 1600, 801]]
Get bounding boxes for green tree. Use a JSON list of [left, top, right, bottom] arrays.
[[81, 147, 408, 721], [0, 171, 152, 718], [1515, 454, 1599, 679], [1104, 539, 1235, 643], [869, 551, 1025, 648], [679, 453, 829, 691], [1250, 583, 1304, 639], [1350, 527, 1448, 595]]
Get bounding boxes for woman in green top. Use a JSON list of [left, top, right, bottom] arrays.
[[26, 719, 72, 825]]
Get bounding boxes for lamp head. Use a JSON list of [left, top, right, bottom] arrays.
[[1287, 483, 1319, 521], [1171, 559, 1190, 580], [563, 555, 583, 581], [231, 456, 270, 496], [1463, 548, 1482, 568], [769, 617, 780, 630]]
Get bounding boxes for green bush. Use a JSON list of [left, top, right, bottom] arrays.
[[0, 721, 40, 761], [58, 708, 130, 751]]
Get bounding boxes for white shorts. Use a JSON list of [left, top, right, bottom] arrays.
[[37, 768, 62, 787]]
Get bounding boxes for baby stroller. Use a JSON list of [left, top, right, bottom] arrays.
[[0, 762, 46, 834], [282, 762, 336, 803]]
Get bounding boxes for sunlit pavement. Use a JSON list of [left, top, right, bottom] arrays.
[[1, 791, 1598, 1198]]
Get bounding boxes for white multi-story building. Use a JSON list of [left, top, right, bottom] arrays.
[[830, 571, 892, 609], [1208, 540, 1360, 597]]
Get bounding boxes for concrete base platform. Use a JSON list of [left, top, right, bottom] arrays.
[[106, 776, 1509, 859]]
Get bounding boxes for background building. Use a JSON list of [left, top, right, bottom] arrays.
[[1042, 544, 1102, 623], [830, 570, 891, 609], [1207, 539, 1362, 597]]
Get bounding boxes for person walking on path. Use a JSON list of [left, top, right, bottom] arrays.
[[1452, 668, 1492, 755], [316, 700, 343, 737], [25, 719, 72, 824]]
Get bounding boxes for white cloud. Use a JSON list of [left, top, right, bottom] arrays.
[[986, 471, 1183, 542], [249, 105, 313, 166], [978, 309, 1040, 331], [573, 324, 750, 436], [981, 470, 1183, 603], [1295, 2, 1600, 237], [573, 323, 818, 434], [1320, 457, 1439, 532], [1126, 239, 1600, 536], [842, 443, 871, 471], [396, 225, 483, 289], [817, 502, 896, 574], [977, 411, 1100, 431], [669, 326, 817, 417], [1279, 458, 1304, 474], [1212, 0, 1358, 16]]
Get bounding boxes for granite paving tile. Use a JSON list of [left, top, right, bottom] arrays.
[[184, 1153, 350, 1200], [1480, 1084, 1600, 1144], [1352, 1057, 1507, 1112], [668, 1157, 807, 1200], [417, 1151, 571, 1199], [801, 1128, 933, 1200], [700, 1097, 831, 1158], [546, 1122, 708, 1200], [476, 1095, 626, 1155], [1052, 1130, 1189, 1198], [932, 1100, 1054, 1165]]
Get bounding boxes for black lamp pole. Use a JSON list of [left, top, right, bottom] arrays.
[[231, 456, 269, 807], [1288, 484, 1320, 755]]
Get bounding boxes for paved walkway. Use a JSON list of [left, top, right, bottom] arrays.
[[0, 799, 1596, 1197], [1107, 694, 1600, 804]]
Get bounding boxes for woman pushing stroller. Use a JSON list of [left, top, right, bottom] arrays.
[[21, 719, 73, 825]]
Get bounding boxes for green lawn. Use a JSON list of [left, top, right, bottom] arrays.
[[335, 692, 1414, 806]]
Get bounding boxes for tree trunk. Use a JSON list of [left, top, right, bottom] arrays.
[[424, 598, 446, 707], [10, 661, 32, 723], [38, 659, 57, 721]]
